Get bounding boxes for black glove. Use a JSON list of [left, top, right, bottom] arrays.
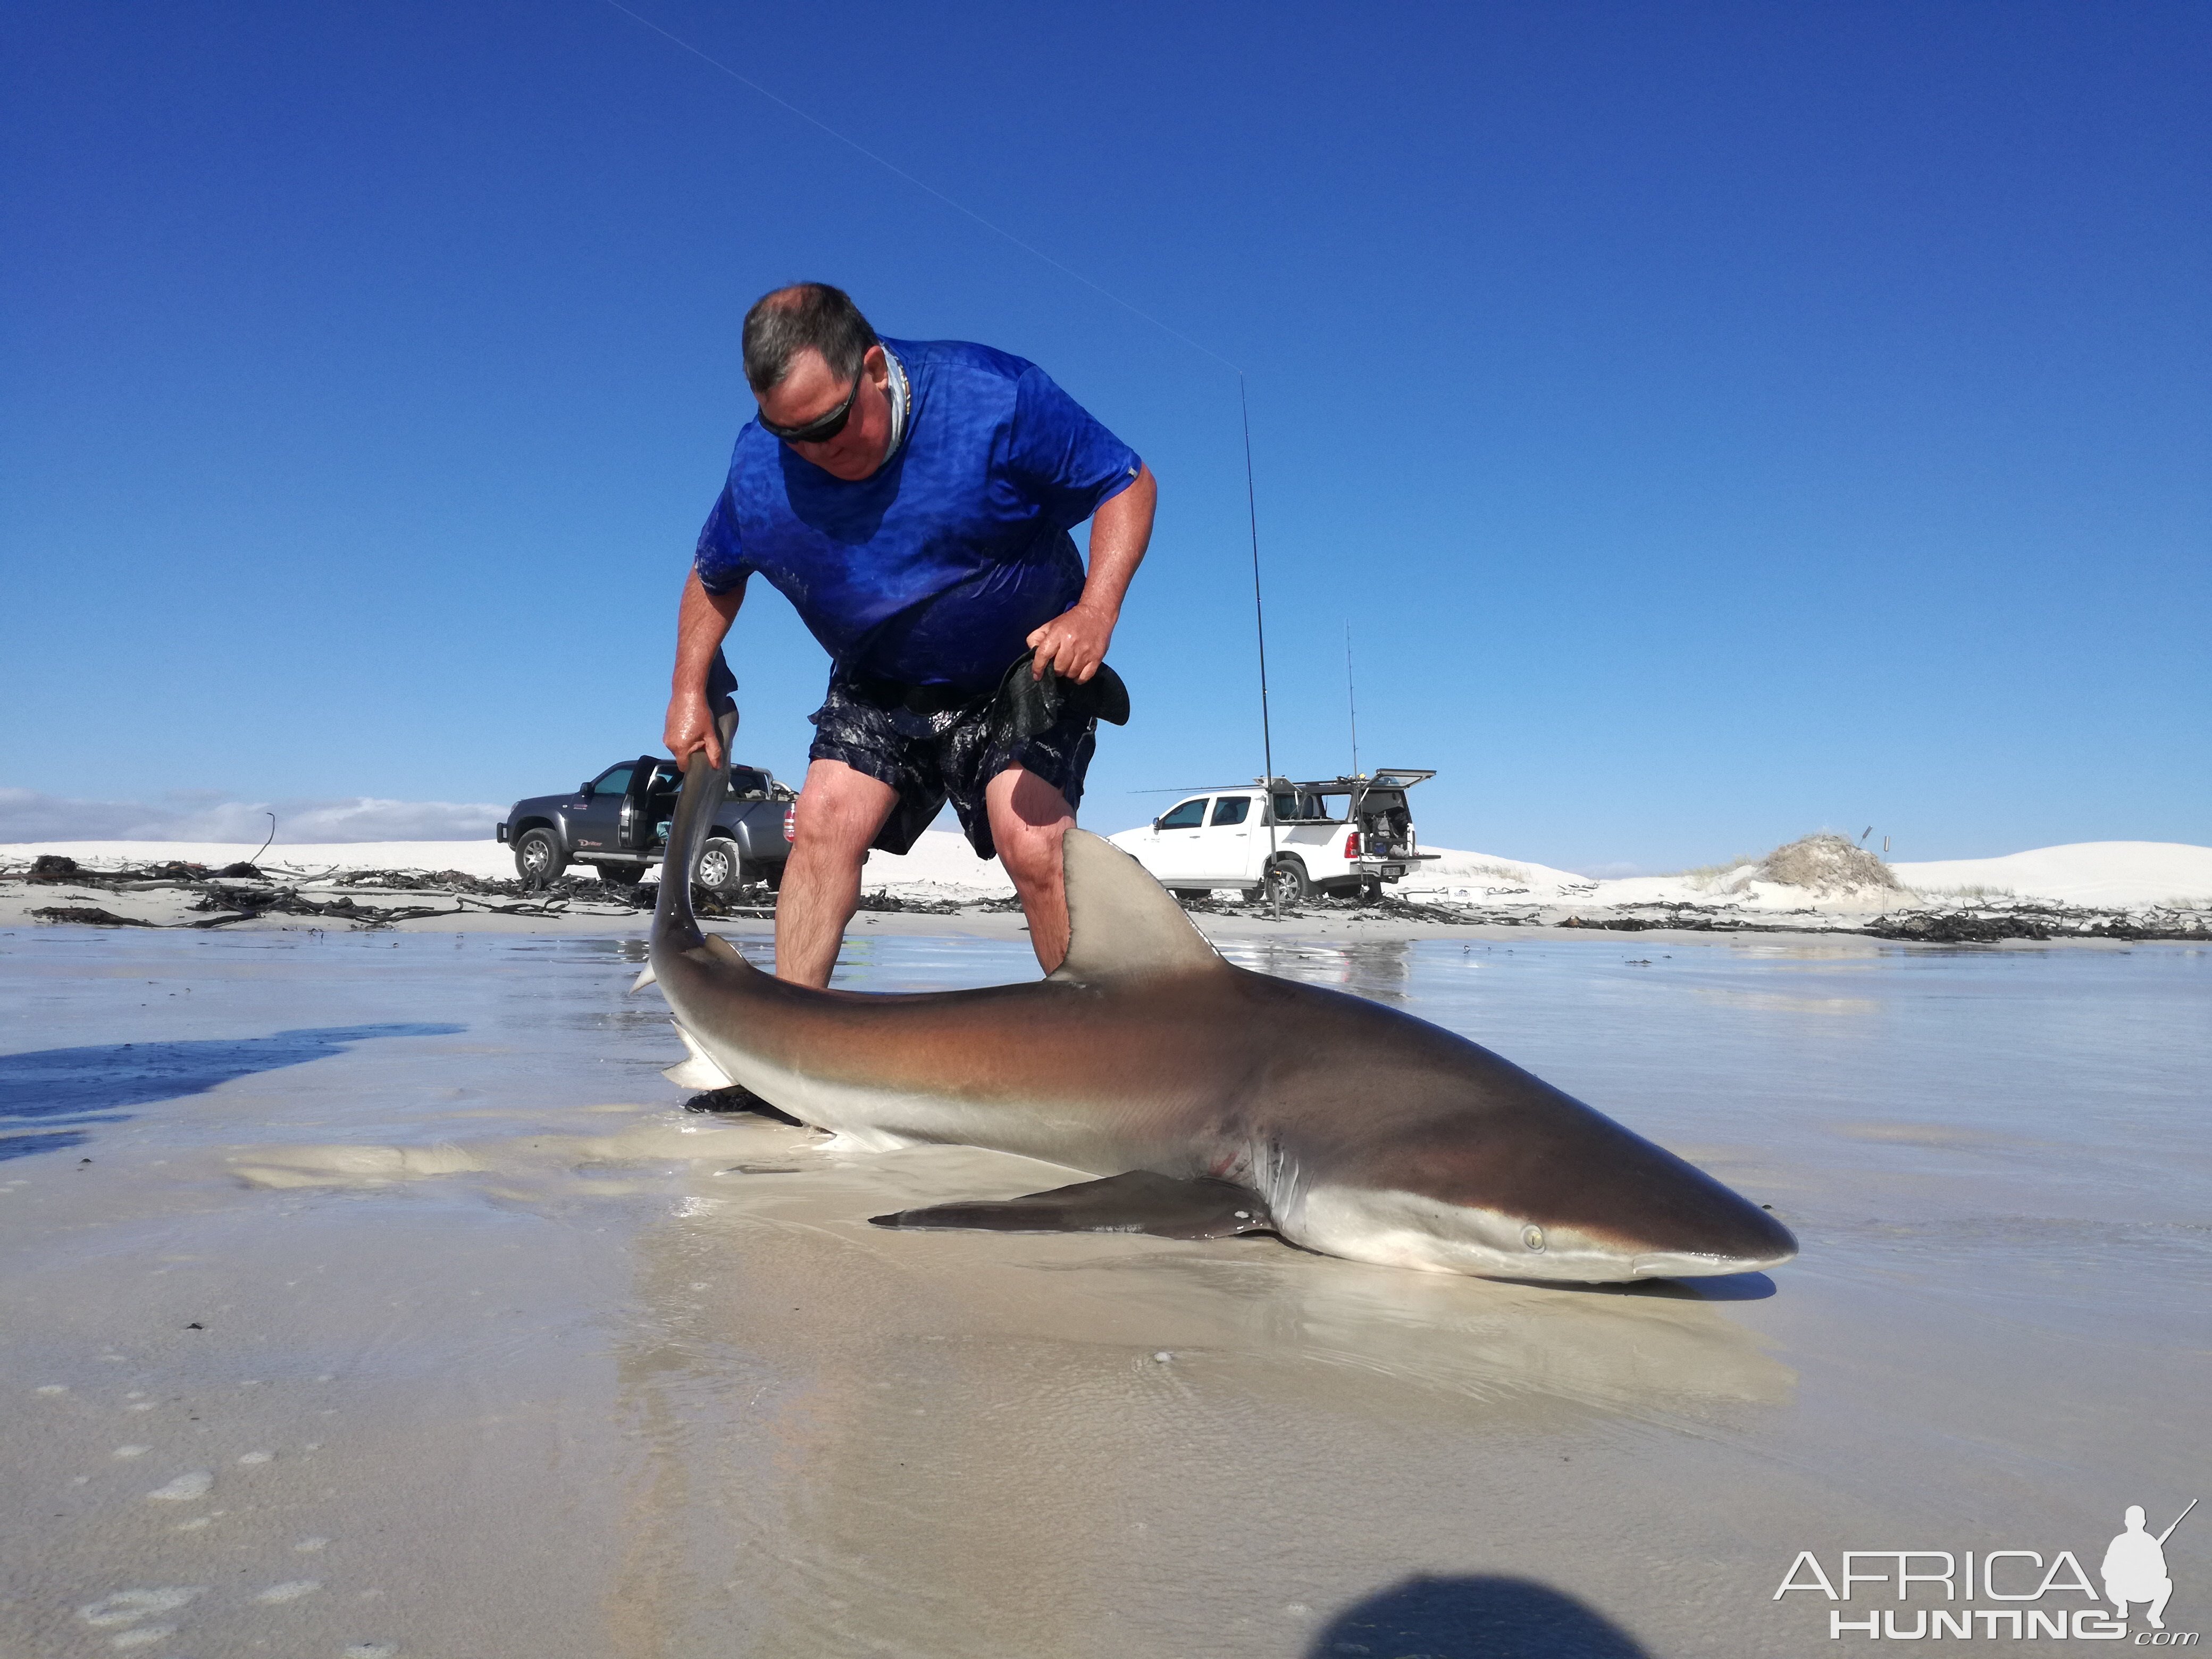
[[994, 655, 1132, 742]]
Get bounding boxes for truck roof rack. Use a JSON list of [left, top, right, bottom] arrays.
[[1254, 770, 1435, 792]]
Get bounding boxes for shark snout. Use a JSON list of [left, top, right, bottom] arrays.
[[1496, 1208, 1797, 1283], [1293, 1179, 1797, 1284], [1566, 1170, 1799, 1281]]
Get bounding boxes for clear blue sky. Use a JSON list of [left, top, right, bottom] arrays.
[[4, 1, 2205, 869]]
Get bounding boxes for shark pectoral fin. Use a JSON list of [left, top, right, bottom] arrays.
[[869, 1170, 1273, 1241], [663, 1055, 734, 1090], [661, 1022, 735, 1091], [1049, 830, 1229, 986], [630, 963, 657, 994]]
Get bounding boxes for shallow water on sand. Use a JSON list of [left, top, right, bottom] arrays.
[[2, 926, 2206, 1658]]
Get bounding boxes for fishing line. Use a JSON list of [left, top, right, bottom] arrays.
[[594, 0, 1283, 847], [594, 0, 1238, 373]]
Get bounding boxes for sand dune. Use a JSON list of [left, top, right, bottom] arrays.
[[1888, 841, 2212, 907]]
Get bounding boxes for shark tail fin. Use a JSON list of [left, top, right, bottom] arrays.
[[652, 710, 736, 955], [1049, 830, 1228, 986], [663, 1023, 735, 1091]]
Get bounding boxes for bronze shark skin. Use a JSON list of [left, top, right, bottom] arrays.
[[647, 743, 1797, 1283]]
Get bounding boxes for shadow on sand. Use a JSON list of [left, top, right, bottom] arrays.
[[1306, 1573, 1652, 1658], [0, 1024, 464, 1162]]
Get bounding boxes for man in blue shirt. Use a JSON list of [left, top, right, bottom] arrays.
[[665, 283, 1157, 987]]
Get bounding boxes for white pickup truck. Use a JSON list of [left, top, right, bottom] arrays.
[[1110, 770, 1438, 904]]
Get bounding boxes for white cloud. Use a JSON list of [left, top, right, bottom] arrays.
[[0, 788, 504, 844]]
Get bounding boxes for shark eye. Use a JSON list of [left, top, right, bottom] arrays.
[[1522, 1225, 1546, 1252]]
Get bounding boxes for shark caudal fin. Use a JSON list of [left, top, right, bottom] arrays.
[[1049, 830, 1227, 986], [652, 708, 738, 958]]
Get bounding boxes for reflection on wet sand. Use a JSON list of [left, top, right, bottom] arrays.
[[680, 1136, 1792, 1415], [236, 1111, 1790, 1417], [1216, 936, 1418, 999], [16, 928, 2201, 1657], [211, 1097, 1790, 1655], [596, 1129, 1790, 1657]]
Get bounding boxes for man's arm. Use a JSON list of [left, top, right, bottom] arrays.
[[1026, 462, 1156, 683], [666, 567, 746, 769]]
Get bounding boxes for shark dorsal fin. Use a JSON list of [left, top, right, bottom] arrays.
[[1049, 829, 1227, 985], [700, 933, 749, 969]]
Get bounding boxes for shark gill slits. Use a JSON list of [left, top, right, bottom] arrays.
[[1522, 1225, 1546, 1252]]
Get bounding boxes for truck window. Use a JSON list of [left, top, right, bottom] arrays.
[[1210, 797, 1250, 826], [728, 767, 766, 798], [1158, 798, 1208, 831], [591, 765, 634, 798]]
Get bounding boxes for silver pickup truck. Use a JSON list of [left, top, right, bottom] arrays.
[[1111, 769, 1438, 904], [497, 756, 795, 894]]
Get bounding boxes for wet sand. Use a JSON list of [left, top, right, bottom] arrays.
[[2, 925, 2206, 1657]]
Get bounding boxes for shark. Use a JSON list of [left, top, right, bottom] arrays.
[[644, 739, 1797, 1283]]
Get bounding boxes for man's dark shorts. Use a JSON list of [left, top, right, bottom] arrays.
[[807, 671, 1096, 860]]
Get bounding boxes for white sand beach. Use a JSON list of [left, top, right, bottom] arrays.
[[6, 833, 2210, 934], [2, 841, 2206, 1656], [2, 918, 2205, 1657], [1397, 839, 2212, 918]]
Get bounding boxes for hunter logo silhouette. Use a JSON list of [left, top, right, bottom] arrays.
[[2104, 1499, 2194, 1630]]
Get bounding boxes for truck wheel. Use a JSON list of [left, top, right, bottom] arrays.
[[1264, 856, 1310, 905], [694, 837, 743, 896], [514, 828, 565, 886], [592, 862, 643, 889]]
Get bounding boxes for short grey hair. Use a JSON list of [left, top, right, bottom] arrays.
[[741, 282, 878, 393]]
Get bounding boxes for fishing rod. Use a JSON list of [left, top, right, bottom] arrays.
[[1241, 375, 1281, 919], [1346, 624, 1360, 781]]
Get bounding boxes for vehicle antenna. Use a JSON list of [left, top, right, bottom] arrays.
[[1346, 624, 1360, 781], [1241, 375, 1280, 920]]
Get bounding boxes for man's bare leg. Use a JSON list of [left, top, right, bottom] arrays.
[[985, 766, 1077, 974], [777, 759, 897, 987]]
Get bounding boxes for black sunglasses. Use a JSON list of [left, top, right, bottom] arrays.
[[759, 373, 862, 445]]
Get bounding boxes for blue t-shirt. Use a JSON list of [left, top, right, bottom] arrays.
[[694, 337, 1143, 691]]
